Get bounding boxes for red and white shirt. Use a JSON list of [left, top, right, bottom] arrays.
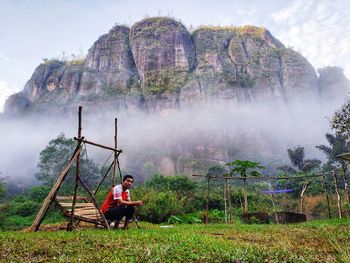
[[101, 185, 130, 214]]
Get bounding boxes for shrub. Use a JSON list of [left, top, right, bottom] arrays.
[[134, 189, 181, 223], [6, 198, 41, 217], [27, 186, 51, 202]]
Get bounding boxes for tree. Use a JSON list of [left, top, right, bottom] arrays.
[[226, 160, 264, 214], [0, 174, 6, 201], [332, 100, 350, 139], [35, 133, 100, 190], [278, 146, 321, 174], [316, 133, 350, 206], [145, 174, 196, 196], [277, 146, 321, 211], [206, 165, 228, 186]]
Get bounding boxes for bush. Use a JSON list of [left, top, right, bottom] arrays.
[[6, 198, 40, 217], [134, 188, 181, 223], [208, 209, 225, 223], [27, 186, 51, 202]]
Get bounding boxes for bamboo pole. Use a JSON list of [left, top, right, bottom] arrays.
[[332, 170, 343, 219], [115, 118, 123, 184], [112, 118, 117, 186], [74, 138, 122, 153], [67, 106, 82, 231]]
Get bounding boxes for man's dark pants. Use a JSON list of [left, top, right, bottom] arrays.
[[104, 206, 135, 221]]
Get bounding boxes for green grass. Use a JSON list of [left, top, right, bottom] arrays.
[[0, 218, 349, 262]]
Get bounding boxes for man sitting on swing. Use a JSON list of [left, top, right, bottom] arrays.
[[101, 175, 143, 229]]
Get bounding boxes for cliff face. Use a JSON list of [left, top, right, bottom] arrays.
[[318, 66, 350, 101], [80, 25, 138, 97], [130, 17, 196, 112], [5, 17, 349, 116], [182, 27, 319, 105]]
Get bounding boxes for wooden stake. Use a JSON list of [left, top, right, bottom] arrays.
[[205, 175, 210, 224], [243, 178, 248, 214], [340, 164, 350, 208], [332, 170, 343, 219], [300, 181, 310, 214], [67, 106, 82, 231], [224, 178, 228, 224], [322, 175, 331, 219]]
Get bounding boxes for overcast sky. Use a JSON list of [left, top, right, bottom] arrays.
[[0, 0, 349, 112]]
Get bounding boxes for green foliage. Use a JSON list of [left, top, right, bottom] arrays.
[[226, 159, 264, 177], [193, 25, 266, 38], [41, 58, 64, 67], [278, 146, 321, 174], [144, 174, 196, 196], [42, 51, 86, 66], [135, 188, 181, 223], [168, 213, 202, 224], [133, 175, 200, 223], [35, 133, 100, 189], [207, 165, 227, 177], [277, 146, 323, 197], [0, 180, 5, 201], [316, 133, 350, 169], [144, 68, 188, 94], [35, 133, 75, 185], [0, 186, 65, 230], [0, 203, 7, 228], [27, 186, 51, 202], [127, 76, 142, 96], [332, 100, 350, 139], [35, 86, 71, 109], [102, 85, 119, 96], [6, 198, 40, 217], [270, 47, 287, 59], [208, 209, 226, 223]]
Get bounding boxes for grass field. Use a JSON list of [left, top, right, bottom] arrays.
[[1, 218, 350, 262]]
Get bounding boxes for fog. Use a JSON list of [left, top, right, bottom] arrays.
[[0, 96, 344, 187]]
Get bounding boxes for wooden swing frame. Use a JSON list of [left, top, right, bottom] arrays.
[[29, 106, 122, 232]]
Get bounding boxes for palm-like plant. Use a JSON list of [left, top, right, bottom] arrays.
[[316, 133, 350, 168], [278, 146, 321, 174], [226, 160, 264, 214]]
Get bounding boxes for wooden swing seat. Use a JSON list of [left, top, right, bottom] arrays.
[[54, 196, 107, 226]]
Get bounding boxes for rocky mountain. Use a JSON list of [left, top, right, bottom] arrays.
[[4, 17, 349, 116]]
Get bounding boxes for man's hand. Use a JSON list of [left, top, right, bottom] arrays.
[[135, 200, 143, 207]]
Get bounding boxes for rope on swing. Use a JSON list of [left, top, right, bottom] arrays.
[[82, 143, 114, 196]]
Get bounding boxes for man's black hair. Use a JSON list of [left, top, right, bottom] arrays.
[[122, 174, 134, 182]]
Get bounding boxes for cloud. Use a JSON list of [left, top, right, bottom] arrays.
[[0, 80, 19, 112], [269, 0, 350, 78]]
